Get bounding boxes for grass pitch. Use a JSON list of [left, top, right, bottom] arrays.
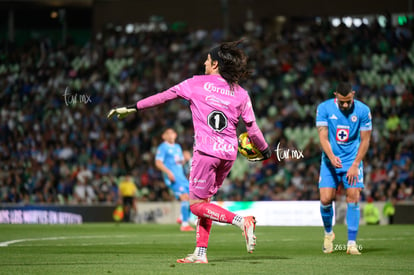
[[0, 223, 413, 274]]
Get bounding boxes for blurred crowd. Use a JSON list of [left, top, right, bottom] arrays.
[[0, 18, 413, 205]]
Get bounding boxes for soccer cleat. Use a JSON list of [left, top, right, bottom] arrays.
[[177, 253, 208, 264], [347, 244, 361, 255], [323, 232, 335, 253], [176, 218, 182, 224], [243, 216, 256, 253], [180, 225, 195, 232]]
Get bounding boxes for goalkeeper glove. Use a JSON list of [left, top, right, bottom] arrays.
[[248, 147, 272, 162], [107, 105, 137, 119]]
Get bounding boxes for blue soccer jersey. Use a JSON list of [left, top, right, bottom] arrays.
[[155, 142, 189, 191], [316, 98, 372, 169]]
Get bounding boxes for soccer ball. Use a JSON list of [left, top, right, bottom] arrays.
[[238, 132, 262, 159], [113, 205, 124, 222]]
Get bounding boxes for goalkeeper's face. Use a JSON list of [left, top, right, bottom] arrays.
[[162, 128, 177, 144], [204, 54, 218, 75]]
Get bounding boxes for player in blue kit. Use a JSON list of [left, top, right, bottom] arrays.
[[155, 128, 194, 231], [316, 82, 372, 255]]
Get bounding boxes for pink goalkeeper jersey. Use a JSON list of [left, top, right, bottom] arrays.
[[137, 74, 266, 160]]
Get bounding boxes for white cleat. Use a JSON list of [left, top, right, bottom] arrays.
[[323, 232, 335, 254], [347, 243, 361, 255], [243, 216, 257, 253], [177, 253, 208, 264]]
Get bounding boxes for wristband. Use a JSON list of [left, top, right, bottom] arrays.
[[260, 147, 272, 160], [127, 104, 138, 111]]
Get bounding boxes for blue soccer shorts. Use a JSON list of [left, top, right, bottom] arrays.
[[167, 178, 190, 199], [319, 161, 364, 189]]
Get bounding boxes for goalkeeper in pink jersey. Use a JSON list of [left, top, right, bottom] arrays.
[[108, 40, 271, 263]]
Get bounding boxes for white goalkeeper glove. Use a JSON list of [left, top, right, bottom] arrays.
[[107, 105, 137, 119]]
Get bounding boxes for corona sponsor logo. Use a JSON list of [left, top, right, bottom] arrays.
[[203, 82, 234, 96]]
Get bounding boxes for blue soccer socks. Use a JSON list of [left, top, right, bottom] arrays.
[[181, 200, 190, 223], [320, 203, 333, 234], [347, 203, 360, 241]]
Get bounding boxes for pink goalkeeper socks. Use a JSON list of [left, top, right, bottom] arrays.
[[190, 202, 237, 224], [196, 217, 212, 247], [191, 202, 238, 248]]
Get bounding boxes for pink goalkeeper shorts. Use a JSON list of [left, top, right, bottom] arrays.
[[189, 150, 235, 200]]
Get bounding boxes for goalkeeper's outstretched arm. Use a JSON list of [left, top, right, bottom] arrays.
[[107, 90, 179, 119]]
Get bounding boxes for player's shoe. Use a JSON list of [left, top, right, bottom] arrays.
[[323, 232, 335, 253], [180, 225, 195, 232], [243, 216, 256, 253], [346, 243, 361, 255], [176, 218, 182, 224], [177, 253, 208, 264]]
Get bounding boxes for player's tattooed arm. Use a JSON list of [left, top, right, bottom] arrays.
[[317, 126, 328, 133], [317, 126, 330, 150], [317, 126, 342, 168]]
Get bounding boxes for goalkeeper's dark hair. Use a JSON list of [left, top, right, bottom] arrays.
[[209, 40, 251, 90], [336, 82, 353, 96]]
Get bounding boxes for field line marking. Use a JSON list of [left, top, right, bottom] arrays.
[[0, 235, 128, 247]]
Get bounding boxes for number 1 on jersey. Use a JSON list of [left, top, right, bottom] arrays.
[[208, 110, 228, 132]]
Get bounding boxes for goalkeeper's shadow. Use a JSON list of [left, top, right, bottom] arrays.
[[212, 255, 291, 262]]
